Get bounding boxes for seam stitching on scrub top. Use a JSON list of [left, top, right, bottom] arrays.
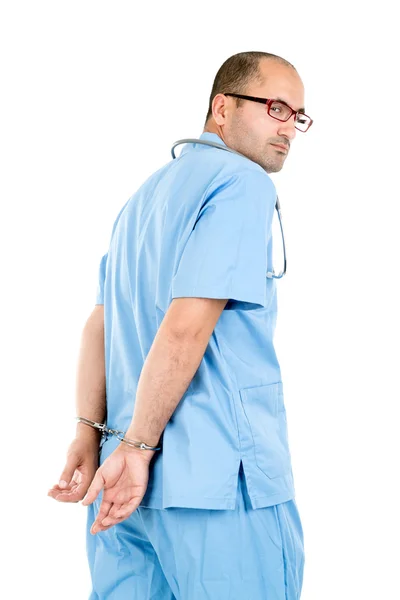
[[217, 336, 242, 450], [137, 174, 167, 249]]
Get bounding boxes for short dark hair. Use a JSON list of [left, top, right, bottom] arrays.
[[204, 51, 296, 125]]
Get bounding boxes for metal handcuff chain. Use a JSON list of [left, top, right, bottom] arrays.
[[76, 416, 162, 451]]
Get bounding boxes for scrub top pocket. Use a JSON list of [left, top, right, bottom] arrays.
[[239, 382, 292, 479]]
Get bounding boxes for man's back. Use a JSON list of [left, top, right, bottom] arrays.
[[96, 132, 296, 509]]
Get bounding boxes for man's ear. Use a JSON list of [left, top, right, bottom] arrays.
[[212, 93, 229, 126]]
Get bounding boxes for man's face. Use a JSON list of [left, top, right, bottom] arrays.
[[218, 61, 306, 173]]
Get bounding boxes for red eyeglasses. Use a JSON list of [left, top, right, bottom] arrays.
[[223, 93, 313, 132]]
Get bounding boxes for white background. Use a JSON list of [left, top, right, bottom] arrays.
[[1, 1, 399, 598]]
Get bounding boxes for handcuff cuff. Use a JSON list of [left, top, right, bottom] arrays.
[[76, 416, 162, 451]]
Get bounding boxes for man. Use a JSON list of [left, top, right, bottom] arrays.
[[48, 51, 311, 599]]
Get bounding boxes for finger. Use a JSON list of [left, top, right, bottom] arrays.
[[48, 480, 78, 494], [58, 459, 79, 489], [52, 487, 83, 503], [52, 475, 91, 502], [48, 485, 71, 496], [101, 500, 140, 526], [82, 469, 105, 506], [53, 471, 93, 501], [94, 499, 113, 525], [107, 503, 123, 519], [48, 481, 75, 493], [90, 500, 113, 533], [48, 483, 78, 501], [100, 503, 124, 526], [92, 500, 140, 533]]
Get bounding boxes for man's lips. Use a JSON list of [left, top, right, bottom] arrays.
[[272, 143, 289, 151]]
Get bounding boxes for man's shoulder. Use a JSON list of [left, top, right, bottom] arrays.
[[204, 164, 276, 203]]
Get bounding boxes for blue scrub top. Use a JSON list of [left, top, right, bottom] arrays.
[[95, 132, 296, 510]]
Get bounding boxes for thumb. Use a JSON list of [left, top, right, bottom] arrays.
[[58, 454, 79, 489], [82, 468, 105, 506]]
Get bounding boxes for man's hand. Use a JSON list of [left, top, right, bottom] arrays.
[[47, 436, 99, 503], [81, 444, 154, 535]]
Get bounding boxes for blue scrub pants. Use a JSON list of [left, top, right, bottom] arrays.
[[86, 463, 305, 599]]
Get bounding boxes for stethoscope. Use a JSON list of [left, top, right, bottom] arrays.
[[171, 138, 287, 279]]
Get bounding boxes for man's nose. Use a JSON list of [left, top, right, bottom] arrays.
[[277, 116, 297, 141]]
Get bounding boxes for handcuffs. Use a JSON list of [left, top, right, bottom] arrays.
[[76, 416, 162, 451]]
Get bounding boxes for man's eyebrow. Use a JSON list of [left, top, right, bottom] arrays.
[[275, 97, 306, 113]]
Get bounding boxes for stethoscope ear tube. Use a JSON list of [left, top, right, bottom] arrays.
[[171, 138, 246, 160], [171, 138, 287, 279], [267, 201, 286, 279]]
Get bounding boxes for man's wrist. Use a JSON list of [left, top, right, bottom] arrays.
[[75, 421, 102, 443], [116, 441, 156, 461], [124, 424, 161, 449]]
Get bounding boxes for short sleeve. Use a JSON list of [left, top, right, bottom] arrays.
[[171, 169, 276, 310], [95, 253, 108, 305]]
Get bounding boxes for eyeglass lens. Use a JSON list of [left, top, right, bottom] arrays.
[[268, 101, 311, 132]]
